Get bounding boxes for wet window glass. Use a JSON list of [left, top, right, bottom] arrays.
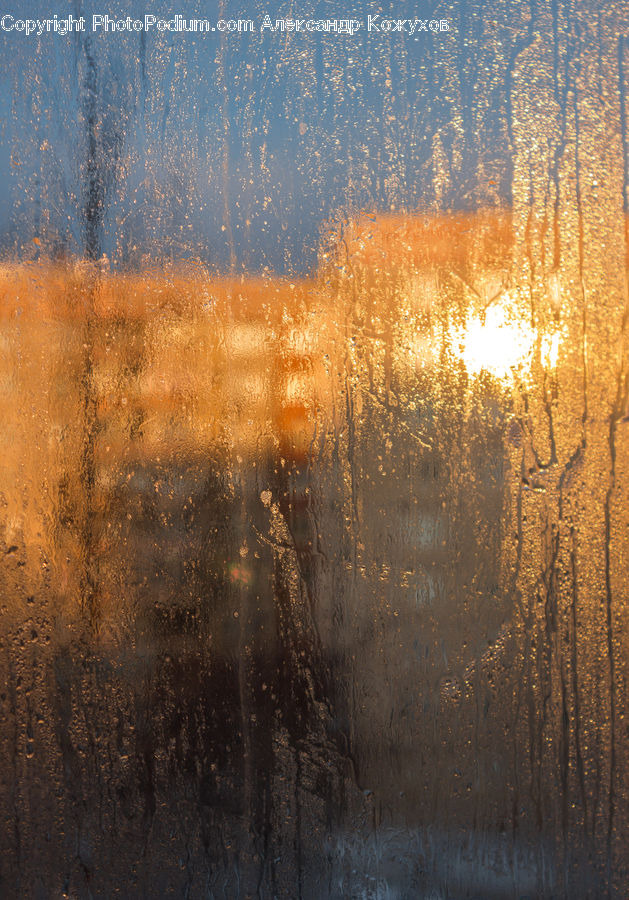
[[1, 2, 628, 897]]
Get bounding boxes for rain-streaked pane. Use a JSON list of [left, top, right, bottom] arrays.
[[1, 2, 628, 897]]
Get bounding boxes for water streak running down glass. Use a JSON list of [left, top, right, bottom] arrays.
[[0, 2, 629, 898]]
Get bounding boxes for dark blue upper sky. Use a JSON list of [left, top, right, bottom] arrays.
[[0, 0, 539, 272]]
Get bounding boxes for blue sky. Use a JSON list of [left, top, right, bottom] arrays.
[[0, 1, 531, 272]]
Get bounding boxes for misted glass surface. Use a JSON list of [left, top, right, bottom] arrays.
[[1, 2, 628, 897]]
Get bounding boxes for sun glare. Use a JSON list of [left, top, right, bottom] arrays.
[[452, 302, 534, 379]]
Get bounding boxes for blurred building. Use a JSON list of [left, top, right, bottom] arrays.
[[0, 214, 523, 803]]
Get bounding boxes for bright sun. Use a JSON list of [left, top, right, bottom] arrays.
[[452, 302, 535, 379]]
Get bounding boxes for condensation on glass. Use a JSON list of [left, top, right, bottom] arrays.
[[0, 2, 628, 897]]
